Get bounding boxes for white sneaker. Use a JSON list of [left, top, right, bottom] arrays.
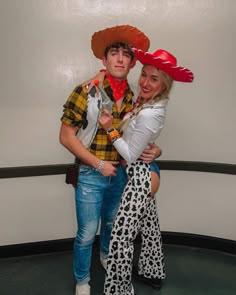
[[75, 283, 90, 295], [100, 256, 107, 270]]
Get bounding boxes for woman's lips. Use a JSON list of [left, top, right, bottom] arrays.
[[141, 87, 150, 93]]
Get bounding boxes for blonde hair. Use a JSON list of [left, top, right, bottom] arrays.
[[120, 68, 173, 132], [147, 69, 174, 104]]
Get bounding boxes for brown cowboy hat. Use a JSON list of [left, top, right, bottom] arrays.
[[133, 48, 194, 82], [91, 25, 150, 59]]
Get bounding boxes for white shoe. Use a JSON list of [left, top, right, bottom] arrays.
[[100, 256, 107, 270], [75, 283, 90, 295]]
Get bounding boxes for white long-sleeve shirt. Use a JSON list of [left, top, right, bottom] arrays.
[[114, 98, 168, 164]]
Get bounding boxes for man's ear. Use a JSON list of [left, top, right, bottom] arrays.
[[130, 59, 136, 69], [102, 56, 107, 67]]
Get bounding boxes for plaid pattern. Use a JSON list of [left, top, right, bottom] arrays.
[[61, 77, 134, 161]]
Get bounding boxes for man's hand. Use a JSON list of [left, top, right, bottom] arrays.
[[100, 161, 119, 176], [139, 143, 162, 163]]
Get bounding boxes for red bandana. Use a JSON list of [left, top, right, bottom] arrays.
[[106, 74, 128, 101]]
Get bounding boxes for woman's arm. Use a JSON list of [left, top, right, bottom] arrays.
[[99, 108, 165, 164], [114, 109, 165, 163], [81, 70, 106, 93]]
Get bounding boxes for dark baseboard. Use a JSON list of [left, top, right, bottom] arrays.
[[1, 232, 235, 259], [0, 238, 74, 259], [161, 232, 236, 255]]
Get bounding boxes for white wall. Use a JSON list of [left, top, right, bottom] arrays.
[[0, 171, 235, 246], [0, 0, 235, 245]]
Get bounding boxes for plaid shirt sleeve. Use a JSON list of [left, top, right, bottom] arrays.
[[60, 85, 87, 130]]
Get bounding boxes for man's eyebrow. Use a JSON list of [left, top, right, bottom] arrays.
[[109, 47, 132, 57]]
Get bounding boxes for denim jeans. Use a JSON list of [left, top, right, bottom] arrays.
[[74, 164, 127, 284]]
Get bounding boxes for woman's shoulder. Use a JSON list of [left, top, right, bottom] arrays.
[[141, 101, 167, 116]]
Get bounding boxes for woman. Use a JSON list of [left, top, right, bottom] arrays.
[[98, 48, 194, 295]]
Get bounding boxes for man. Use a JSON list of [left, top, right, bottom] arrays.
[[59, 25, 161, 295]]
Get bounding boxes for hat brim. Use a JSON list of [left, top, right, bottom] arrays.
[[133, 48, 194, 82], [91, 25, 150, 59]]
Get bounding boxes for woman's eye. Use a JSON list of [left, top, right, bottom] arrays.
[[152, 78, 159, 82]]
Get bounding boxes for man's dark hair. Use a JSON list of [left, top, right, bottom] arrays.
[[104, 42, 135, 61]]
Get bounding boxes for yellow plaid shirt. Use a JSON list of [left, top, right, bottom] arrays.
[[61, 77, 134, 161]]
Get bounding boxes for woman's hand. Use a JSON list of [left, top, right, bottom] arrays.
[[81, 70, 106, 93], [99, 108, 113, 132]]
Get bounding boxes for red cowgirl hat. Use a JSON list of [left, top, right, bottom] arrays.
[[133, 48, 194, 82], [91, 25, 150, 59]]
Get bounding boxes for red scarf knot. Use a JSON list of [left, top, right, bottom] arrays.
[[106, 74, 128, 101]]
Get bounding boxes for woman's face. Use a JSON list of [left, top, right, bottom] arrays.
[[139, 65, 164, 101]]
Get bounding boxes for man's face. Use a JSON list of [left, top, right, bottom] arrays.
[[102, 47, 135, 80]]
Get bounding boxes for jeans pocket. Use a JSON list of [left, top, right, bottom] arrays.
[[79, 165, 94, 175]]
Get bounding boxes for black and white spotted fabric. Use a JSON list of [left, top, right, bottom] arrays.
[[103, 160, 166, 295]]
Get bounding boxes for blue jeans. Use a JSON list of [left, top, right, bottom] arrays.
[[74, 164, 127, 284], [150, 161, 160, 177]]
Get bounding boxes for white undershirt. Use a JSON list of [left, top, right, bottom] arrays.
[[114, 99, 168, 164]]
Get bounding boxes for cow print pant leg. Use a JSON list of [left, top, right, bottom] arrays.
[[103, 161, 165, 295]]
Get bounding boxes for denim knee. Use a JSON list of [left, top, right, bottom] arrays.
[[76, 220, 98, 246]]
